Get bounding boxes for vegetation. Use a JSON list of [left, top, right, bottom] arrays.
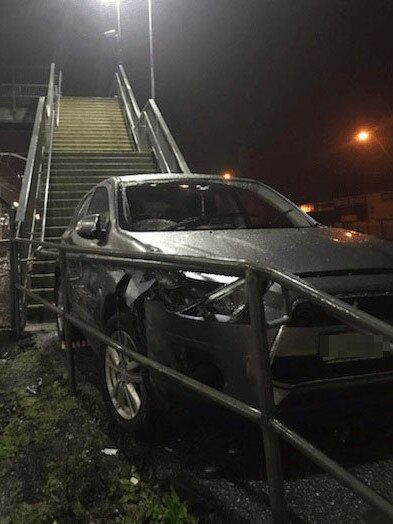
[[0, 337, 196, 523]]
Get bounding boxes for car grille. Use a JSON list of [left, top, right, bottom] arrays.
[[289, 294, 393, 327]]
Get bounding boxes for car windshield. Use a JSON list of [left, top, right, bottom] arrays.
[[119, 180, 313, 232]]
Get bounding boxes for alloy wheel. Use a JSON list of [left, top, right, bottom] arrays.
[[105, 330, 142, 420]]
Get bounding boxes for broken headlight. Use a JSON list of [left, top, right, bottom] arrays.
[[180, 273, 247, 322]]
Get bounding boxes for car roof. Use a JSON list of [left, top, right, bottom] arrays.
[[108, 173, 264, 187]]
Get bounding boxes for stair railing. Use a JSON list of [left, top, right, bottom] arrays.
[[116, 65, 191, 174], [14, 63, 60, 323], [15, 96, 46, 238], [40, 104, 56, 243], [56, 70, 62, 128]]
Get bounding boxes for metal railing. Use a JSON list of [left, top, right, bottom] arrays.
[[0, 84, 49, 98], [0, 65, 55, 123], [56, 71, 62, 128], [15, 63, 60, 232], [40, 64, 57, 241], [7, 235, 393, 523], [13, 64, 60, 323], [15, 97, 46, 234], [116, 65, 191, 173]]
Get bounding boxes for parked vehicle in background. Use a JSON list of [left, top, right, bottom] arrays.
[[56, 174, 393, 432]]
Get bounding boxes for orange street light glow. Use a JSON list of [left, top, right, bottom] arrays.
[[356, 130, 370, 142], [300, 203, 314, 214], [223, 172, 232, 180]]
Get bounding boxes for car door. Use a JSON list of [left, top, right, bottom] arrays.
[[67, 185, 112, 325]]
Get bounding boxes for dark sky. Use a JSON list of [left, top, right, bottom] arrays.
[[2, 0, 393, 202]]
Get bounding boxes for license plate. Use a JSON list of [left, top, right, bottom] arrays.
[[320, 332, 384, 361]]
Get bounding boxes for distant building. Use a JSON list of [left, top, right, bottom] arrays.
[[300, 192, 393, 241]]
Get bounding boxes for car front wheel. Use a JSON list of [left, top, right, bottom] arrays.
[[101, 312, 152, 433]]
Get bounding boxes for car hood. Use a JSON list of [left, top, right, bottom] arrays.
[[129, 227, 393, 276]]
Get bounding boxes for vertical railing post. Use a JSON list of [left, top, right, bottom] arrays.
[[9, 238, 21, 339], [59, 249, 77, 394], [246, 269, 287, 523]]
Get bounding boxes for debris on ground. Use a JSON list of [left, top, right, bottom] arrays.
[[101, 447, 118, 456], [0, 334, 197, 524], [26, 377, 43, 396]]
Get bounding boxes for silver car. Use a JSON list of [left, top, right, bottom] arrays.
[[56, 174, 393, 432]]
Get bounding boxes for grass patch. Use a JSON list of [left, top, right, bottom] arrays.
[[0, 342, 197, 523]]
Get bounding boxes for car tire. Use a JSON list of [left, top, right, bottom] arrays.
[[101, 311, 153, 434]]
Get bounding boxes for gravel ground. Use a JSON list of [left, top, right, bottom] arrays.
[[1, 329, 393, 523]]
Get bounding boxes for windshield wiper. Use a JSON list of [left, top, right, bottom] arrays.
[[267, 208, 295, 227], [162, 215, 212, 231], [162, 212, 253, 231]]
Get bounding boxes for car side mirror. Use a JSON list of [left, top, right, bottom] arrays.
[[76, 214, 106, 240]]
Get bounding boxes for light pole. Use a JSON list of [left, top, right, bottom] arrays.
[[148, 0, 156, 100], [103, 0, 122, 63], [102, 0, 155, 99], [116, 0, 122, 63]]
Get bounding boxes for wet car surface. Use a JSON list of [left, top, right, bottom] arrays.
[[56, 173, 393, 432]]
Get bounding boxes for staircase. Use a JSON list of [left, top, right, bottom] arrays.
[[28, 96, 158, 320]]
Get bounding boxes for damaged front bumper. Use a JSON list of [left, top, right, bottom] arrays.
[[145, 300, 393, 413]]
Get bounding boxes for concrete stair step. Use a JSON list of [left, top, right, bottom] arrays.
[[47, 162, 156, 169], [32, 259, 56, 274], [27, 303, 56, 321], [36, 225, 66, 235], [31, 274, 55, 288], [27, 288, 54, 303], [48, 158, 153, 166], [54, 130, 129, 135], [53, 147, 134, 151], [47, 199, 80, 208], [43, 216, 72, 226], [53, 139, 132, 144], [48, 152, 151, 158], [49, 167, 156, 175]]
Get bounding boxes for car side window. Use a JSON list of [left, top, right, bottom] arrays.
[[88, 187, 110, 221], [71, 193, 92, 227]]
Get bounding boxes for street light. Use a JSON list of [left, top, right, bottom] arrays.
[[222, 172, 233, 180], [354, 128, 393, 160], [355, 130, 370, 142], [101, 0, 155, 100], [102, 0, 122, 63]]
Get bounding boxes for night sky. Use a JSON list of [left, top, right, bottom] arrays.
[[1, 0, 393, 202]]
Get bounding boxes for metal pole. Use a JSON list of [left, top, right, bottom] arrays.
[[116, 0, 123, 64], [148, 0, 156, 99], [247, 269, 287, 524], [9, 238, 21, 339], [59, 250, 77, 395]]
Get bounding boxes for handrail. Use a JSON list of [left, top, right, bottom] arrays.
[[46, 63, 55, 118], [142, 98, 191, 173], [115, 72, 140, 147], [10, 235, 393, 523], [118, 64, 141, 122], [15, 97, 45, 228], [143, 110, 171, 172], [116, 65, 191, 173], [12, 236, 393, 345], [40, 102, 56, 242], [56, 70, 62, 128]]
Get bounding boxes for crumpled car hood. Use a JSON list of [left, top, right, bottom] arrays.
[[130, 227, 393, 276]]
